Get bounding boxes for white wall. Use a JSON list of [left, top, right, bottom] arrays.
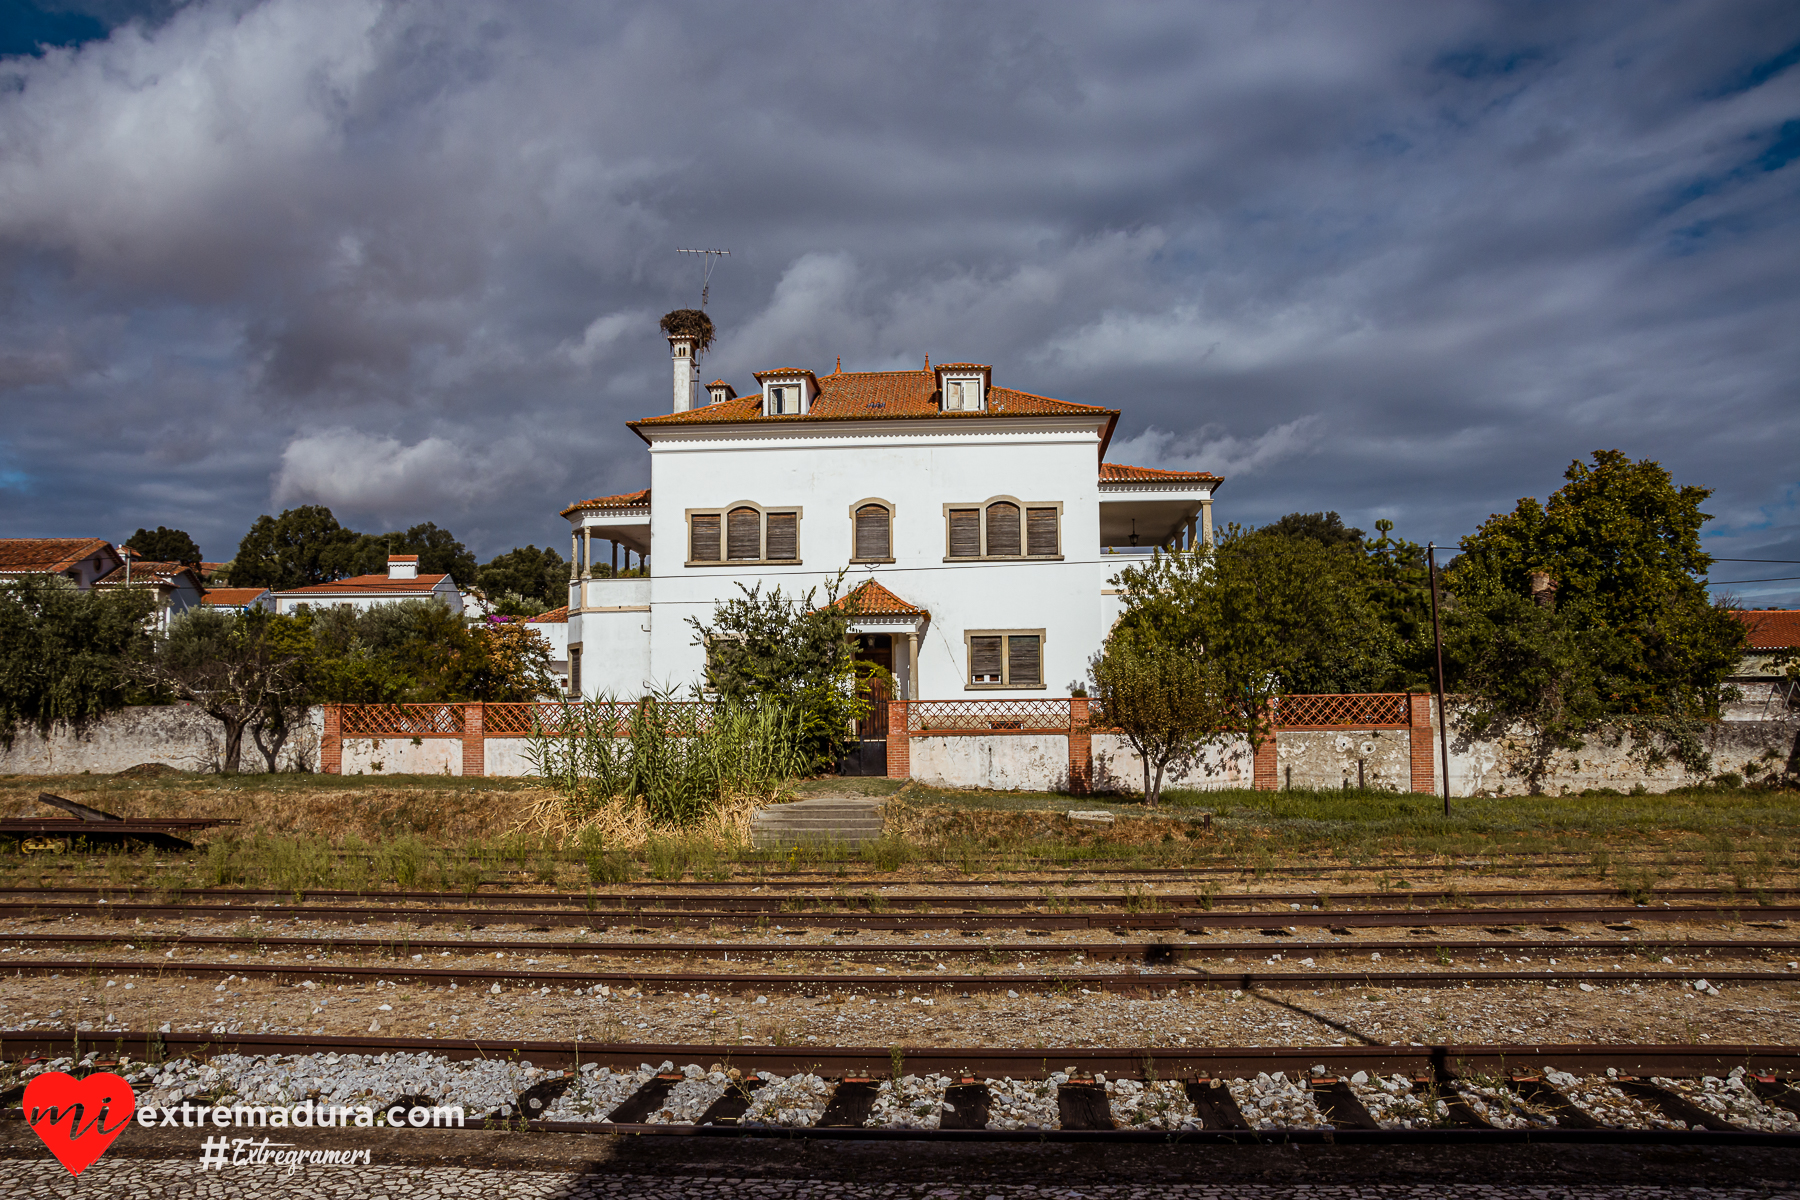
[[0, 705, 321, 775], [1090, 733, 1253, 793], [572, 578, 653, 698], [639, 419, 1106, 699], [338, 737, 460, 776], [910, 733, 1070, 791]]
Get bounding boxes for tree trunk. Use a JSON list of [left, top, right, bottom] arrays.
[[215, 710, 251, 774], [1148, 755, 1167, 809], [1141, 746, 1155, 807], [252, 706, 291, 773]]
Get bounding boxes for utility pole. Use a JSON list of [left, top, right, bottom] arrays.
[[675, 248, 730, 310], [1427, 542, 1451, 817]]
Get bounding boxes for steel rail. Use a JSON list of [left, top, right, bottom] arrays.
[[9, 956, 1794, 993], [8, 1031, 1798, 1079], [4, 884, 1793, 909], [3, 931, 1795, 959], [5, 900, 1796, 931]]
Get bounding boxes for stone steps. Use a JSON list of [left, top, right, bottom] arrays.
[[751, 797, 887, 847]]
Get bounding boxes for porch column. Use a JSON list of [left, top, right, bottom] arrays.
[[582, 527, 592, 579], [1201, 499, 1214, 549], [1186, 516, 1197, 552], [612, 540, 619, 575], [569, 531, 580, 576], [907, 632, 920, 700]]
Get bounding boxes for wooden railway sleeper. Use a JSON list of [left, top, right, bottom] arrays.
[[816, 1078, 880, 1127], [1055, 1080, 1115, 1130], [1506, 1075, 1602, 1129], [603, 1073, 683, 1124], [1182, 1078, 1251, 1130], [694, 1077, 765, 1126], [1308, 1079, 1380, 1130]]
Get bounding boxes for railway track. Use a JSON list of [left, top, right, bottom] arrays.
[[6, 1032, 1800, 1142], [4, 883, 1793, 909], [5, 930, 1797, 960], [7, 955, 1793, 994], [7, 899, 1796, 931]]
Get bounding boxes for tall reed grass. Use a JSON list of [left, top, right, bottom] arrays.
[[522, 692, 807, 845]]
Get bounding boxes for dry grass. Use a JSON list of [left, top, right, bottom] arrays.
[[515, 789, 765, 851], [0, 772, 549, 845]]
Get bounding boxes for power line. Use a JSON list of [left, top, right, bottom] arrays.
[[1705, 575, 1800, 586], [1710, 558, 1800, 565]]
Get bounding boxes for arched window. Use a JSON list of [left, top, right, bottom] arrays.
[[853, 503, 892, 560], [726, 507, 762, 560], [984, 501, 1021, 556]]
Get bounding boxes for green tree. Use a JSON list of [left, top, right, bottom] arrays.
[[228, 506, 361, 591], [1087, 630, 1231, 806], [0, 577, 156, 747], [344, 522, 479, 587], [301, 600, 553, 703], [127, 526, 202, 564], [477, 544, 569, 614], [1444, 450, 1746, 778], [687, 575, 865, 773], [1262, 511, 1365, 548], [134, 608, 307, 773]]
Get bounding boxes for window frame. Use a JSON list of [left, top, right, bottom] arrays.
[[962, 628, 1048, 690], [684, 503, 804, 567], [847, 497, 896, 564], [941, 497, 1064, 561]]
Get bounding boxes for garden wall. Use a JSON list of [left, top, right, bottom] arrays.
[[0, 705, 322, 776]]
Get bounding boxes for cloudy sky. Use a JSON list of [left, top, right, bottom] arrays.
[[2, 1, 1796, 603]]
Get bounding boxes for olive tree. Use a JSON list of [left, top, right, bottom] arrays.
[[1087, 632, 1232, 807]]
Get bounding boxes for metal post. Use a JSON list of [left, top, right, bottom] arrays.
[[1427, 542, 1451, 818]]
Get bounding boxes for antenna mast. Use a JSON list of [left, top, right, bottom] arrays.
[[675, 248, 730, 309]]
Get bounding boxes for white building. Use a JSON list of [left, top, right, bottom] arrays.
[[270, 555, 464, 615], [560, 332, 1221, 700], [525, 605, 571, 692]]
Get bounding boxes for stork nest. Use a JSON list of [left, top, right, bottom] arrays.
[[660, 308, 715, 352]]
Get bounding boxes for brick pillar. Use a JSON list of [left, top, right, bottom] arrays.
[[462, 703, 485, 777], [1252, 702, 1278, 790], [1409, 692, 1436, 794], [1067, 697, 1092, 794], [320, 705, 342, 775], [886, 700, 910, 780]]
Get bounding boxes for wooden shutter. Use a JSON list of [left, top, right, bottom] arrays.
[[855, 504, 890, 559], [985, 501, 1021, 556], [689, 513, 721, 561], [948, 509, 980, 557], [766, 512, 798, 560], [727, 507, 761, 560], [969, 635, 1002, 683], [1007, 635, 1040, 686], [1027, 507, 1058, 556]]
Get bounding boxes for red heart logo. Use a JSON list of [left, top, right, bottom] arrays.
[[25, 1071, 136, 1177]]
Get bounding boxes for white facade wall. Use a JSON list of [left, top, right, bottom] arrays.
[[909, 733, 1071, 791], [338, 737, 460, 775], [569, 418, 1110, 699]]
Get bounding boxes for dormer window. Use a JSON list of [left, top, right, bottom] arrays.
[[943, 376, 983, 411]]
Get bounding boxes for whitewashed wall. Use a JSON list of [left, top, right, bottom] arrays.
[[337, 737, 459, 776], [909, 733, 1070, 791], [1090, 733, 1254, 793], [0, 705, 322, 775]]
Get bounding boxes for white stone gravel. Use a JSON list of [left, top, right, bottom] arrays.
[[1651, 1069, 1800, 1132], [1546, 1068, 1687, 1131], [741, 1070, 832, 1126], [1104, 1076, 1196, 1129], [867, 1073, 951, 1128], [983, 1075, 1060, 1129], [1448, 1079, 1558, 1129], [1226, 1071, 1331, 1130], [645, 1065, 730, 1124], [1345, 1071, 1434, 1129]]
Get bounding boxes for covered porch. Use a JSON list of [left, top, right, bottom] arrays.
[[1097, 463, 1221, 553]]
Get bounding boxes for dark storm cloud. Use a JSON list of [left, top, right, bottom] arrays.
[[0, 0, 1796, 602]]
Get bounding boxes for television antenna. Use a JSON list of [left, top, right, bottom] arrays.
[[675, 248, 730, 309]]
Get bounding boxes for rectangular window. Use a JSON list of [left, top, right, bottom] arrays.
[[687, 507, 802, 565], [1026, 507, 1059, 557], [854, 504, 891, 560], [965, 630, 1047, 689], [948, 508, 980, 558], [765, 512, 798, 561], [569, 647, 582, 697], [690, 513, 721, 562], [985, 501, 1021, 556], [969, 635, 1002, 684]]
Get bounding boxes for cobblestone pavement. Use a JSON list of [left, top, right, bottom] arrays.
[[4, 1161, 1795, 1199]]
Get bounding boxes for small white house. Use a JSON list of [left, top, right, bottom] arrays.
[[0, 538, 123, 590], [558, 326, 1221, 700], [270, 555, 464, 615], [94, 559, 206, 632], [199, 586, 276, 614]]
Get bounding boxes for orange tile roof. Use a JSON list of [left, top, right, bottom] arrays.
[[95, 561, 201, 589], [834, 579, 928, 619], [200, 587, 271, 607], [560, 487, 652, 518], [0, 537, 114, 575], [388, 554, 419, 562], [526, 605, 569, 624], [1734, 610, 1800, 650], [277, 573, 451, 596], [628, 367, 1118, 450], [1100, 462, 1223, 484]]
